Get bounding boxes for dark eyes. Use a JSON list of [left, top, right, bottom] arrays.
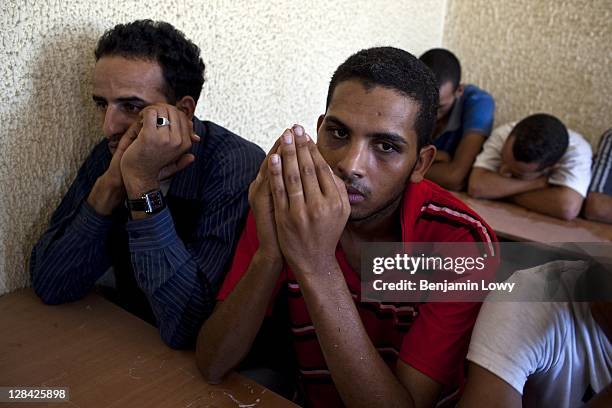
[[328, 127, 398, 154], [93, 101, 142, 114], [331, 128, 349, 139], [377, 142, 397, 153], [94, 100, 107, 111], [121, 103, 143, 114]]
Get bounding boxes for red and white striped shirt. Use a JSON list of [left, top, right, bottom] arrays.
[[218, 179, 498, 407]]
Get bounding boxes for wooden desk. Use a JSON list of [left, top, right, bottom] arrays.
[[0, 289, 296, 407], [452, 192, 612, 242]]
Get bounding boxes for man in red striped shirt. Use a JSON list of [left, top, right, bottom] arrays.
[[196, 47, 497, 407]]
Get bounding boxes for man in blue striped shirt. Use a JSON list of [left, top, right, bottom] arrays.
[[30, 20, 265, 349], [584, 128, 612, 223]]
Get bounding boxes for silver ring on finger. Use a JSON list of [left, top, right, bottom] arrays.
[[156, 117, 171, 127]]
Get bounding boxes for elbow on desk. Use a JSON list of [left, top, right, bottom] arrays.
[[553, 200, 582, 221], [34, 288, 64, 305], [197, 365, 225, 385], [31, 276, 72, 306], [195, 352, 226, 385], [467, 171, 487, 198], [195, 328, 232, 385], [467, 180, 488, 199], [559, 208, 580, 221], [29, 259, 73, 305], [467, 168, 503, 199]]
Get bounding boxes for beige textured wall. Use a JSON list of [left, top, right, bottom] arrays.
[[0, 0, 447, 295], [443, 0, 612, 147]]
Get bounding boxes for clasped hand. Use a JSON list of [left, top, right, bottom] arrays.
[[119, 104, 199, 186], [249, 125, 350, 273]]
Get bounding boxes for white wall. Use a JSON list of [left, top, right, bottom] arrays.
[[0, 0, 447, 295]]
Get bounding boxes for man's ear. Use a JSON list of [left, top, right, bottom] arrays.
[[175, 96, 196, 119], [410, 145, 436, 183], [455, 84, 465, 98]]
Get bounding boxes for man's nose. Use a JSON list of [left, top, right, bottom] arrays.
[[102, 106, 128, 139], [336, 141, 368, 180]]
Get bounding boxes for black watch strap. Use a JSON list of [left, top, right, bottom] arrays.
[[127, 189, 166, 215]]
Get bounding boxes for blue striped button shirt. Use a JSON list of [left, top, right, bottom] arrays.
[[589, 128, 612, 195], [30, 118, 265, 348]]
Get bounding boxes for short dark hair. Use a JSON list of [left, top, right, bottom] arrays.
[[94, 19, 205, 104], [511, 113, 569, 169], [326, 47, 439, 150], [419, 48, 461, 90]]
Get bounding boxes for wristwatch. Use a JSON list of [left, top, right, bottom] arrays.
[[127, 189, 166, 216]]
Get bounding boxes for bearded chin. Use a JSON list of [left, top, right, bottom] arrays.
[[348, 192, 403, 223]]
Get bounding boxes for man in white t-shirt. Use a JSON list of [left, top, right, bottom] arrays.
[[459, 260, 612, 408], [468, 113, 592, 220]]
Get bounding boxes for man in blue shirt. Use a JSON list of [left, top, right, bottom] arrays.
[[30, 20, 265, 349], [420, 49, 495, 191]]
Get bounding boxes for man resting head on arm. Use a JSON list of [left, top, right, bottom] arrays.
[[468, 114, 592, 220], [420, 48, 495, 191]]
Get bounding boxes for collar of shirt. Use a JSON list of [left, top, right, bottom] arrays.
[[441, 91, 466, 134]]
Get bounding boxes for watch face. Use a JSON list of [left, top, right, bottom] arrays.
[[127, 190, 166, 216], [143, 190, 165, 213]]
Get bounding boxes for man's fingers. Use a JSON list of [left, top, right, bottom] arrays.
[[309, 142, 338, 196], [158, 163, 178, 181], [145, 105, 171, 143], [165, 106, 188, 151], [333, 173, 351, 215], [267, 137, 283, 156], [158, 153, 196, 180], [268, 154, 288, 212], [114, 120, 142, 155], [254, 136, 283, 185], [263, 137, 283, 171], [141, 106, 160, 133], [175, 153, 196, 172], [278, 129, 305, 209], [293, 125, 321, 202]]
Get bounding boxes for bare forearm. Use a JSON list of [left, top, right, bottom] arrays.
[[297, 258, 412, 408], [196, 250, 283, 383], [510, 186, 583, 220], [458, 363, 521, 408], [427, 162, 466, 191], [427, 133, 485, 191], [468, 169, 545, 199], [584, 192, 612, 224]]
